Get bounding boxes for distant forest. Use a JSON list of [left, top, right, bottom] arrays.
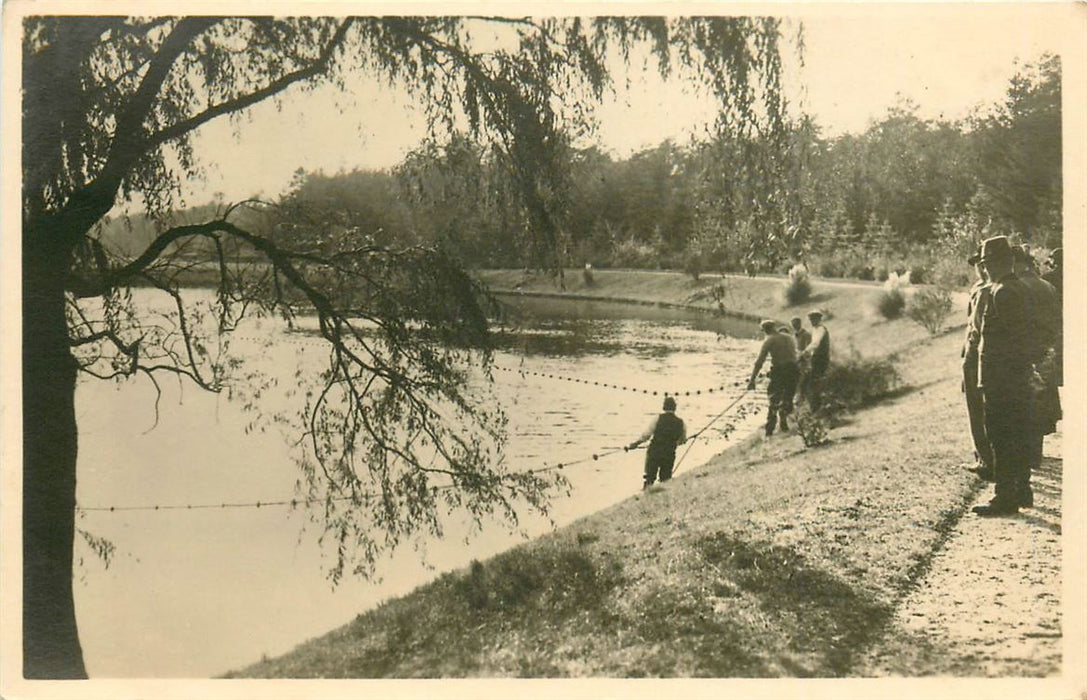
[[100, 54, 1060, 287]]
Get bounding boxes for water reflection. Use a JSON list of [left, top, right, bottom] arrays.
[[73, 291, 763, 678], [492, 294, 759, 358]]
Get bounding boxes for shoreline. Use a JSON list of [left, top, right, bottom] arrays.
[[228, 269, 1059, 679]]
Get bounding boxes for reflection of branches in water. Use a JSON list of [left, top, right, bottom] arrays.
[[69, 206, 562, 583]]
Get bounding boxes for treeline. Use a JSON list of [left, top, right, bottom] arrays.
[[101, 55, 1060, 287]]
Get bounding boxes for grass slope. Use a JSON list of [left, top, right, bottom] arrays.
[[229, 269, 978, 678]]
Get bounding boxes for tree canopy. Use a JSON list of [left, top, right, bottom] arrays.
[[20, 14, 793, 677]]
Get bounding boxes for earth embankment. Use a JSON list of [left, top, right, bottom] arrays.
[[229, 269, 1061, 678]]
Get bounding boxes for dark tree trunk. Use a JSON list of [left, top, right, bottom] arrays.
[[22, 232, 87, 679]]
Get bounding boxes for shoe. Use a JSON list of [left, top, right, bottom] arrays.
[[972, 498, 1019, 517], [1018, 487, 1034, 508], [966, 464, 995, 482]]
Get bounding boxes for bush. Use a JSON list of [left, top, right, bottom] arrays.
[[609, 237, 658, 268], [907, 286, 955, 335], [819, 349, 901, 414], [875, 272, 909, 320], [783, 263, 813, 306]]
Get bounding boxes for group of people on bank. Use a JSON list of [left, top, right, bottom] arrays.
[[746, 310, 831, 435], [627, 237, 1062, 504], [629, 310, 830, 490], [962, 237, 1062, 516]]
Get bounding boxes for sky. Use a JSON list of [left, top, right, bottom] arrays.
[[181, 5, 1071, 206]]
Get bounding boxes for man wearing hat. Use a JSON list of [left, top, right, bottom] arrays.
[[973, 236, 1036, 516], [747, 320, 800, 436], [1013, 245, 1061, 474], [800, 309, 831, 410], [962, 245, 994, 479], [629, 395, 687, 489]]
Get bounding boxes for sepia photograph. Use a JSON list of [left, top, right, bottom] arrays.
[[2, 2, 1085, 698]]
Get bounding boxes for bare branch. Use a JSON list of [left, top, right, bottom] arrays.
[[143, 19, 355, 153], [138, 369, 164, 433]]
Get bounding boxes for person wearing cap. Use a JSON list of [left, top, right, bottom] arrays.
[[1013, 245, 1061, 473], [962, 245, 994, 480], [973, 235, 1036, 516], [799, 309, 831, 410], [628, 395, 687, 489], [791, 316, 812, 353], [747, 320, 800, 436]]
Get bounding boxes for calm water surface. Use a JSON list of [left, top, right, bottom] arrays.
[[73, 291, 762, 677]]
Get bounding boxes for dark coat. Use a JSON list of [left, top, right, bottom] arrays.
[[978, 273, 1034, 390]]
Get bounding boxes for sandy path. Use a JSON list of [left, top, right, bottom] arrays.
[[862, 428, 1062, 676]]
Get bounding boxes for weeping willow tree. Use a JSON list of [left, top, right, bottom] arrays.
[[19, 13, 793, 677]]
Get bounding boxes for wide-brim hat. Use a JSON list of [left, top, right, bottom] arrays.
[[807, 309, 824, 319], [978, 235, 1014, 264], [760, 319, 777, 331]]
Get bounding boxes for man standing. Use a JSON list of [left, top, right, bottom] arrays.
[[628, 396, 687, 489], [800, 310, 831, 410], [747, 320, 800, 436], [973, 236, 1036, 516], [791, 316, 812, 353], [1014, 246, 1061, 475], [963, 246, 994, 480]]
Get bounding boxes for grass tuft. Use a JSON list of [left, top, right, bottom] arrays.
[[695, 532, 893, 676]]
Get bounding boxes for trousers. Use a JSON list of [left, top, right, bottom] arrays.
[[983, 381, 1032, 502], [644, 448, 676, 486], [766, 363, 800, 435], [962, 350, 992, 469]]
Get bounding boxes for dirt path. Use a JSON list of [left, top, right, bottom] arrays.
[[861, 428, 1063, 677]]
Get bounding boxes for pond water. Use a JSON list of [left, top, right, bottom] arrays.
[[72, 291, 762, 677]]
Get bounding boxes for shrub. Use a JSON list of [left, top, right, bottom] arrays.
[[875, 272, 909, 320], [783, 263, 813, 306], [819, 349, 901, 414], [907, 285, 955, 335], [609, 236, 658, 268]]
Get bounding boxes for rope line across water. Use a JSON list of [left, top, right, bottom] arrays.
[[492, 364, 748, 397], [76, 383, 761, 514], [232, 333, 750, 397], [82, 324, 767, 513]]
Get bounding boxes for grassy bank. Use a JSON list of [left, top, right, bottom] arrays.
[[229, 269, 979, 678], [478, 268, 966, 360]]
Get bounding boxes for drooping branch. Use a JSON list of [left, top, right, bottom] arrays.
[[143, 19, 355, 153]]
